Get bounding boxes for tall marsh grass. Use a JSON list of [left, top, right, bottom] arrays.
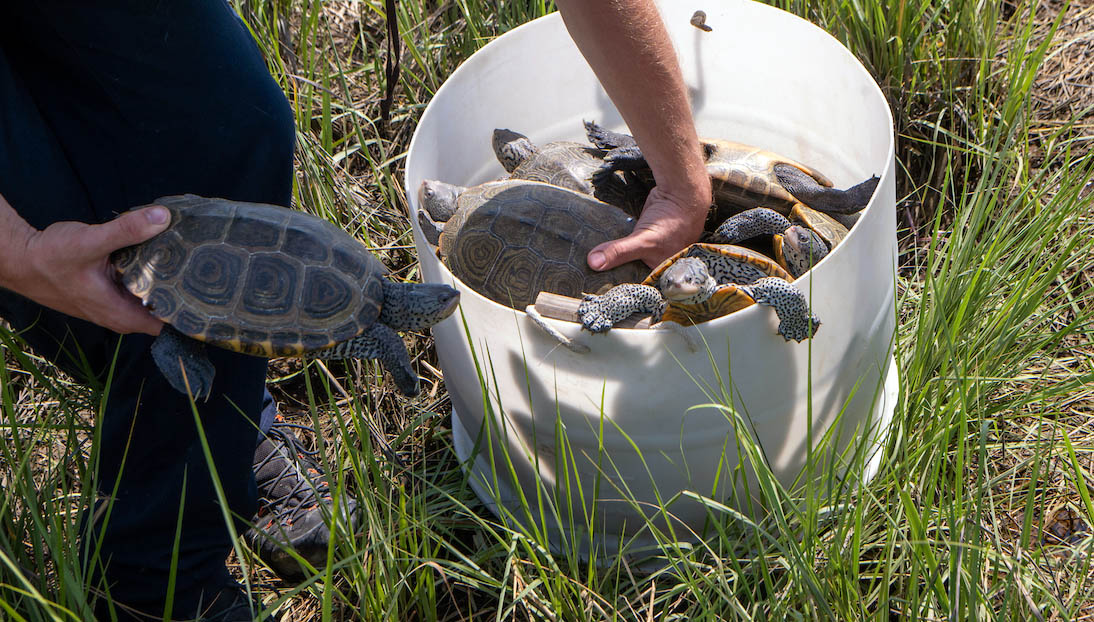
[[2, 0, 1093, 619]]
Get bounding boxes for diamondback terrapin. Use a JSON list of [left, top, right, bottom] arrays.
[[417, 179, 647, 309], [578, 243, 820, 342], [492, 128, 649, 216], [584, 121, 879, 215], [112, 195, 460, 398], [709, 204, 849, 277]]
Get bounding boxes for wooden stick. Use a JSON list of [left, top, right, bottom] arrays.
[[532, 291, 653, 329]]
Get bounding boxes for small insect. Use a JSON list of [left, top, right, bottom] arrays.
[[690, 10, 712, 32]]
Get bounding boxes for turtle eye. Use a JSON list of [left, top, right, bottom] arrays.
[[423, 187, 434, 199]]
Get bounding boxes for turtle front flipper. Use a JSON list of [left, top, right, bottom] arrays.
[[739, 277, 821, 342], [151, 324, 215, 399], [774, 165, 879, 215], [417, 209, 444, 246], [311, 323, 420, 397], [578, 283, 665, 333]]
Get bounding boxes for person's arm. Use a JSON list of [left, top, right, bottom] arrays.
[[555, 0, 712, 270], [0, 193, 169, 335]]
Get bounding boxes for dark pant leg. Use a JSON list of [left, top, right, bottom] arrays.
[[0, 1, 294, 617]]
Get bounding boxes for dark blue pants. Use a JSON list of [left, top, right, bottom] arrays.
[[0, 1, 294, 616]]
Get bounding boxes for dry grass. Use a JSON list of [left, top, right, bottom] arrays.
[[3, 0, 1094, 619]]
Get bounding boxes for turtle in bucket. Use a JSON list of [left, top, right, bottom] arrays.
[[584, 121, 879, 216], [578, 243, 820, 342], [417, 179, 648, 309], [708, 204, 849, 278], [491, 128, 650, 216], [112, 195, 460, 398]]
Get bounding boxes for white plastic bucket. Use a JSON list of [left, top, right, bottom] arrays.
[[405, 0, 898, 552]]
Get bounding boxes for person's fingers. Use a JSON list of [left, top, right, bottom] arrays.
[[105, 296, 165, 336], [588, 228, 660, 271], [83, 206, 171, 255], [91, 290, 164, 335]]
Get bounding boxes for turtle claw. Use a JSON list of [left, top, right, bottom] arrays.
[[577, 294, 615, 333], [151, 325, 215, 399], [592, 147, 650, 186], [583, 120, 638, 150]]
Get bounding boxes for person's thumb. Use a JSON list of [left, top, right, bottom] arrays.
[[587, 231, 651, 272], [89, 205, 171, 254]]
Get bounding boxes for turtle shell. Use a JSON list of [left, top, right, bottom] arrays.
[[439, 180, 647, 309], [703, 139, 833, 214], [508, 140, 648, 216], [789, 202, 848, 247], [508, 141, 603, 195], [112, 194, 387, 357], [645, 243, 791, 325]]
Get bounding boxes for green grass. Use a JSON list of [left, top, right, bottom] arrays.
[[3, 0, 1094, 619]]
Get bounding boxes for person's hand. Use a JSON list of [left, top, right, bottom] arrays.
[[12, 206, 171, 335], [587, 186, 709, 271]]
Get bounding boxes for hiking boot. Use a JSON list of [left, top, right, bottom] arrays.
[[245, 418, 356, 581]]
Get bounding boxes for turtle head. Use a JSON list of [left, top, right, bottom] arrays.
[[658, 257, 718, 305], [379, 281, 461, 332], [418, 179, 465, 222], [492, 128, 536, 173], [776, 225, 829, 278]]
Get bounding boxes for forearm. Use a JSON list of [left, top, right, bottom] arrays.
[[554, 0, 711, 208], [0, 193, 38, 294]]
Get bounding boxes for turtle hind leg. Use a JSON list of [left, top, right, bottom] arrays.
[[583, 120, 638, 150], [151, 324, 215, 399], [774, 164, 879, 215], [312, 323, 420, 397], [740, 277, 821, 342]]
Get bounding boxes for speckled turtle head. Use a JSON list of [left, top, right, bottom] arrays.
[[774, 203, 849, 278]]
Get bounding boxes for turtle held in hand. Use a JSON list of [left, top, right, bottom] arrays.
[[492, 128, 650, 216], [112, 194, 460, 399], [418, 179, 647, 309], [709, 204, 849, 277], [578, 243, 820, 342], [584, 120, 879, 215]]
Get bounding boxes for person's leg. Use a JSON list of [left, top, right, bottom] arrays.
[[0, 1, 294, 618]]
